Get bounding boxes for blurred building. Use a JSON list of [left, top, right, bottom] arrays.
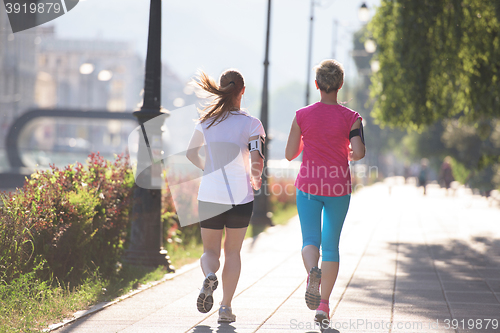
[[1, 15, 193, 170], [35, 26, 143, 111], [0, 8, 39, 150], [30, 27, 145, 156]]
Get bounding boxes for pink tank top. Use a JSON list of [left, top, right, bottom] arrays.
[[295, 102, 361, 197]]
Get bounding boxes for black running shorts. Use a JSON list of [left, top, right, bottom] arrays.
[[198, 201, 254, 230]]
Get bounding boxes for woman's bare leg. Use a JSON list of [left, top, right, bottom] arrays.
[[220, 227, 247, 307], [200, 227, 223, 276], [320, 261, 339, 300], [302, 244, 320, 273]]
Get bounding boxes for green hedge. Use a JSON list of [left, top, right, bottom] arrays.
[[0, 153, 135, 285]]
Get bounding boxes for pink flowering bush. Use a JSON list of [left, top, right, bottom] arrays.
[[0, 153, 134, 284], [268, 176, 297, 212]]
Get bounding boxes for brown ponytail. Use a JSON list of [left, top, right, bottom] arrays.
[[194, 69, 245, 128]]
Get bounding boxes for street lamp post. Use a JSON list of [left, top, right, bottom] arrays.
[[358, 2, 370, 23], [123, 0, 174, 271], [251, 0, 273, 227]]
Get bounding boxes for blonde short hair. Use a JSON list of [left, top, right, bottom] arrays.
[[314, 59, 344, 93]]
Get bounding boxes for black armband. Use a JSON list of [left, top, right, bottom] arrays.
[[349, 123, 365, 145]]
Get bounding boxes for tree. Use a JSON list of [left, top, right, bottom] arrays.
[[369, 0, 500, 129]]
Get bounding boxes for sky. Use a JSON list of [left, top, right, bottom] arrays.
[[50, 0, 380, 92]]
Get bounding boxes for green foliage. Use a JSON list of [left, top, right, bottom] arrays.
[[369, 0, 500, 128], [0, 203, 34, 288], [449, 157, 471, 184], [0, 153, 134, 285], [367, 0, 500, 191], [441, 119, 500, 168]]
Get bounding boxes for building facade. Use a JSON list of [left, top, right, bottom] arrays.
[[0, 8, 38, 154], [31, 27, 145, 158]]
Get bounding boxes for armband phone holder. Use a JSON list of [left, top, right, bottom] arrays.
[[349, 123, 365, 145], [248, 136, 265, 159]]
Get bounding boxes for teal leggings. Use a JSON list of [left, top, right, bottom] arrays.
[[296, 189, 350, 262]]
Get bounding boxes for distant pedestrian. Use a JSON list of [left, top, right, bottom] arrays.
[[186, 69, 265, 323], [285, 59, 365, 329], [439, 156, 454, 195], [418, 158, 429, 195], [404, 161, 410, 184]]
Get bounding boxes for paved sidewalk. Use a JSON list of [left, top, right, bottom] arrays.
[[54, 181, 500, 333]]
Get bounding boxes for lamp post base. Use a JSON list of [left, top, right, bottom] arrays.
[[123, 249, 175, 272]]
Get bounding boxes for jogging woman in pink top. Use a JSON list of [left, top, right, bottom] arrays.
[[285, 59, 366, 329]]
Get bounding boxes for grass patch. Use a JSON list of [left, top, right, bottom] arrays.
[[167, 240, 204, 269], [0, 264, 172, 332], [0, 269, 104, 332], [246, 204, 297, 238], [271, 204, 297, 225]]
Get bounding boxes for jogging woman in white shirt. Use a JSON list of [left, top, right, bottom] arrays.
[[187, 69, 265, 323]]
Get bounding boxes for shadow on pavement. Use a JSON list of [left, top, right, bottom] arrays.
[[303, 328, 340, 333], [191, 323, 238, 333], [347, 237, 500, 325], [192, 324, 214, 332], [396, 238, 500, 311], [216, 323, 237, 332]]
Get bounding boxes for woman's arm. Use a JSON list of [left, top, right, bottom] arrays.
[[349, 119, 366, 161], [285, 116, 303, 161], [249, 135, 264, 190], [186, 129, 205, 170]]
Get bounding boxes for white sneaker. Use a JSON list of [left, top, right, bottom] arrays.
[[197, 273, 218, 313], [218, 305, 236, 323]]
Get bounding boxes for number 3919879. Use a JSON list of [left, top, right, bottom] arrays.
[[442, 319, 498, 330], [5, 2, 62, 14]]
